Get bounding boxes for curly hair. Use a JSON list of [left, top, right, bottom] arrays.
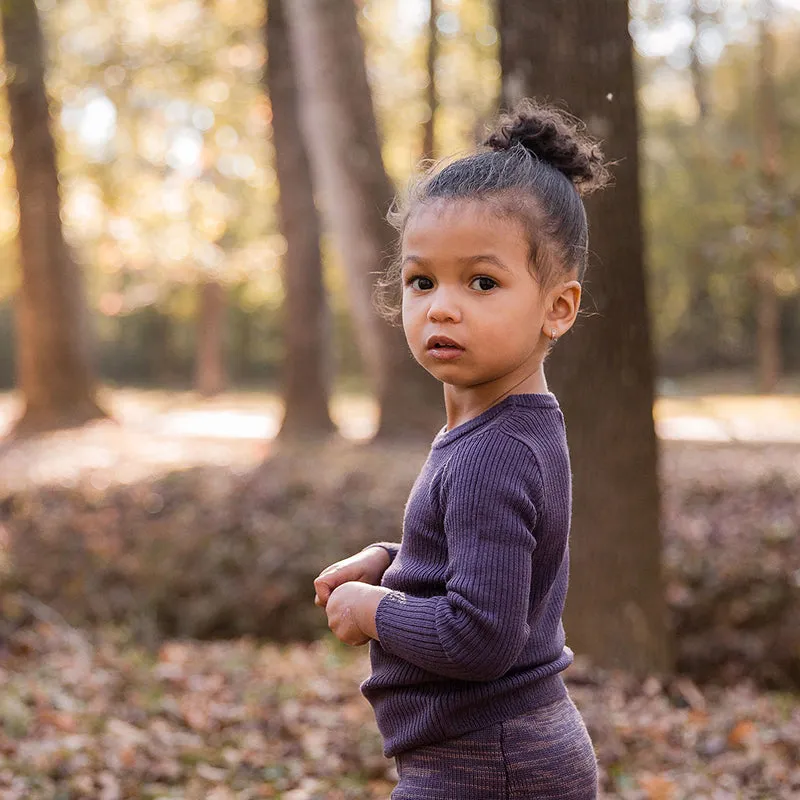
[[376, 99, 613, 323]]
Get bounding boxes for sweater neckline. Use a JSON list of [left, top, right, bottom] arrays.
[[431, 392, 559, 449]]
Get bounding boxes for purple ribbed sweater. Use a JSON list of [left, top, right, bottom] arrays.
[[360, 392, 575, 758]]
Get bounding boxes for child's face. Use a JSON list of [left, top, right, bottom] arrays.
[[400, 199, 558, 389]]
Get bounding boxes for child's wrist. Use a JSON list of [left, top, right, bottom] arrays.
[[361, 544, 393, 569], [357, 584, 391, 641]]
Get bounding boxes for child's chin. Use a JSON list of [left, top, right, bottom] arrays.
[[424, 366, 480, 387]]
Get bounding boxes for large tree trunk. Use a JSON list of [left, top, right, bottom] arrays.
[[2, 0, 107, 436], [194, 279, 227, 398], [266, 0, 335, 440], [499, 0, 671, 674], [755, 0, 781, 393], [284, 0, 443, 440]]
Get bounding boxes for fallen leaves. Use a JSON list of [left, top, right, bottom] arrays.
[[1, 614, 799, 799], [567, 657, 800, 798], [0, 413, 798, 797]]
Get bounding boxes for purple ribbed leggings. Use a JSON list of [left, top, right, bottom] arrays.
[[391, 695, 598, 799]]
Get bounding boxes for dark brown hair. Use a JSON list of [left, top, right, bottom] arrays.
[[377, 98, 613, 322]]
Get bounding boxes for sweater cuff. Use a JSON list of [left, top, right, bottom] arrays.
[[361, 541, 401, 564], [375, 590, 445, 662]]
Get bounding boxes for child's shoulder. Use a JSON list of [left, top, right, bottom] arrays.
[[434, 425, 545, 516], [496, 399, 566, 446], [443, 415, 544, 481], [449, 401, 566, 471]]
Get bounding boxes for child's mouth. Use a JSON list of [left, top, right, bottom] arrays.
[[427, 342, 464, 360], [425, 334, 465, 360]]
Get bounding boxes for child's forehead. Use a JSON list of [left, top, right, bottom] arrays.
[[402, 198, 525, 247], [408, 197, 499, 225]]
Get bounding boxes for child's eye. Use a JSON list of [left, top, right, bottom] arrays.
[[407, 276, 434, 291], [470, 276, 498, 292]]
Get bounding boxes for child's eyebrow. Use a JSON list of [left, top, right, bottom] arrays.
[[402, 254, 510, 272]]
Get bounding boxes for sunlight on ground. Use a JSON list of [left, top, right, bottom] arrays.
[[0, 384, 797, 492], [655, 395, 800, 442], [0, 385, 799, 444]]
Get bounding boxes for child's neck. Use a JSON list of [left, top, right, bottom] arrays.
[[442, 368, 549, 431]]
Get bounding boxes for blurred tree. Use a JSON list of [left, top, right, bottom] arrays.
[[688, 0, 714, 121], [676, 0, 719, 368], [631, 0, 800, 375], [266, 0, 335, 439], [422, 0, 439, 162], [499, 0, 671, 673], [39, 0, 277, 390], [1, 0, 108, 435], [754, 0, 782, 393], [363, 0, 499, 183], [194, 278, 227, 396], [284, 0, 443, 440]]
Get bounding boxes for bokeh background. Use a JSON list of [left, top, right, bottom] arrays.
[[0, 1, 798, 798]]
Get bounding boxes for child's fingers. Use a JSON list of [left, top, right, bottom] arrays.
[[314, 552, 375, 608], [314, 575, 334, 603]]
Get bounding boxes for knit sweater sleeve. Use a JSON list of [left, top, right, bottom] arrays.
[[374, 431, 540, 681]]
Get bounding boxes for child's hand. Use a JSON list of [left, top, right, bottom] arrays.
[[324, 581, 391, 646], [313, 547, 391, 608]]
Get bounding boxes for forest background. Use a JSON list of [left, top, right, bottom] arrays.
[[0, 0, 798, 392], [1, 0, 800, 798]]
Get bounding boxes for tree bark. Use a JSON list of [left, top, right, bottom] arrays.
[[499, 0, 671, 674], [284, 0, 443, 440], [194, 279, 227, 398], [2, 0, 107, 436], [266, 0, 335, 439]]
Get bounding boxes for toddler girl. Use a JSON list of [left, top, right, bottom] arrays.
[[313, 99, 610, 799]]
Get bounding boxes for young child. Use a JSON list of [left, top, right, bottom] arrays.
[[313, 99, 610, 799]]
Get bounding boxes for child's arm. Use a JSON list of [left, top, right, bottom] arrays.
[[371, 433, 541, 681]]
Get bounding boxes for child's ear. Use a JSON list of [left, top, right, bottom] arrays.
[[544, 281, 581, 337]]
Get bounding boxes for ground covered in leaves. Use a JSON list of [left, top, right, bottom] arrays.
[[3, 438, 798, 689], [0, 613, 798, 800], [1, 390, 799, 798]]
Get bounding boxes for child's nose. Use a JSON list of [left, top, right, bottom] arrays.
[[427, 288, 461, 323]]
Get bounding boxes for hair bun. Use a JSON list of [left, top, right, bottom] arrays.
[[484, 99, 611, 195]]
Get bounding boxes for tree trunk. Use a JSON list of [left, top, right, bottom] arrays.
[[144, 306, 175, 386], [755, 0, 781, 394], [194, 279, 227, 398], [284, 0, 443, 440], [266, 0, 335, 439], [229, 283, 253, 383], [499, 0, 671, 674], [684, 0, 714, 365], [2, 0, 107, 436], [422, 0, 439, 162], [688, 0, 712, 123]]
